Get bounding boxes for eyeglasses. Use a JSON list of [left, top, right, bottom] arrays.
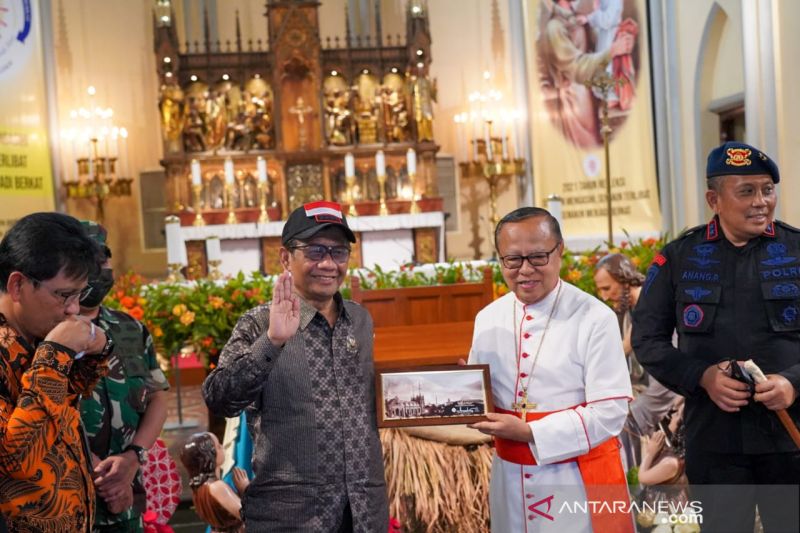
[[290, 244, 351, 264], [499, 242, 562, 269], [25, 274, 93, 306]]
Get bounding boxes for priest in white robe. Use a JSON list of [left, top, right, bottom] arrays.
[[468, 207, 633, 533]]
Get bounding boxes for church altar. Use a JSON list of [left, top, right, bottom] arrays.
[[178, 211, 445, 277]]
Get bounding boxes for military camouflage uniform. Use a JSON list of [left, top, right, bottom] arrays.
[[79, 306, 169, 532]]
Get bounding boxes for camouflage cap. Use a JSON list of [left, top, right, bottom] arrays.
[[81, 220, 111, 258]]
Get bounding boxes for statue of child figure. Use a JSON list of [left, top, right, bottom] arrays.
[[180, 432, 249, 533]]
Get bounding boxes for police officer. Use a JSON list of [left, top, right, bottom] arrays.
[[78, 222, 170, 532], [632, 142, 800, 532]]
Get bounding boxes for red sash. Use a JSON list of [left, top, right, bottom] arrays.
[[494, 407, 634, 533]]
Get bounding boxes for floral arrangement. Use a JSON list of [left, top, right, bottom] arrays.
[[104, 235, 666, 371], [104, 272, 273, 369]]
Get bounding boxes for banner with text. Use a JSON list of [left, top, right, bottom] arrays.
[[526, 0, 661, 243], [0, 0, 55, 239]]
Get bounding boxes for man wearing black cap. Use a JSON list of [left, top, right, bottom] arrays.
[[203, 201, 388, 532], [633, 142, 800, 532]]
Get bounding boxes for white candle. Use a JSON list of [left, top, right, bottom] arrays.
[[345, 153, 355, 177], [406, 148, 416, 174], [502, 135, 508, 160], [257, 156, 267, 183], [191, 159, 201, 186], [484, 124, 493, 161], [375, 150, 386, 176], [120, 129, 129, 178], [224, 157, 235, 184], [206, 236, 222, 262], [165, 217, 184, 265]]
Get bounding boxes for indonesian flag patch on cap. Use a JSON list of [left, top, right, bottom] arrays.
[[304, 201, 344, 224]]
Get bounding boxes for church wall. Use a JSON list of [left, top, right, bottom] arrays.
[[425, 0, 516, 260], [54, 0, 166, 277], [670, 0, 744, 229], [771, 0, 800, 223]]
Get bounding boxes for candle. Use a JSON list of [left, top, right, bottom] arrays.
[[165, 216, 184, 265], [224, 157, 235, 184], [406, 148, 416, 174], [206, 236, 222, 262], [120, 128, 129, 178], [257, 156, 267, 183], [484, 124, 493, 161], [191, 159, 201, 186], [345, 153, 355, 177], [375, 150, 386, 176]]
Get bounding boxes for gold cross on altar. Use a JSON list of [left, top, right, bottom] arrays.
[[512, 390, 536, 418]]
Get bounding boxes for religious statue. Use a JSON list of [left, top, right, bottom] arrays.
[[353, 90, 378, 144], [324, 89, 353, 146], [380, 86, 410, 143], [408, 74, 437, 142], [183, 104, 207, 152], [289, 96, 314, 149], [159, 84, 185, 153], [205, 89, 229, 150]]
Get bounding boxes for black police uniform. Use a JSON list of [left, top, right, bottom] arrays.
[[632, 215, 800, 532]]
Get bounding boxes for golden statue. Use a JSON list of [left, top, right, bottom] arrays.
[[409, 74, 436, 142]]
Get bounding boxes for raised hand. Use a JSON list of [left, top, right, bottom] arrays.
[[267, 271, 300, 346]]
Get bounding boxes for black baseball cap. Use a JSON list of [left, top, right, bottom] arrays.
[[281, 201, 356, 245]]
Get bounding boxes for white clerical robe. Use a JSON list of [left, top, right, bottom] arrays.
[[469, 281, 632, 533]]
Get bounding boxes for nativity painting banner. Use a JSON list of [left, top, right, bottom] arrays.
[[0, 0, 55, 239], [527, 0, 661, 241]]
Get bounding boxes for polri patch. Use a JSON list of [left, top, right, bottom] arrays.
[[683, 304, 704, 328]]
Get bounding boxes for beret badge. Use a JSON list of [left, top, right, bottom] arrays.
[[725, 148, 752, 167]]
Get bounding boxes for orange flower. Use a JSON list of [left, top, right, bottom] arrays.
[[631, 256, 641, 267], [567, 269, 582, 283], [129, 306, 145, 321], [208, 296, 224, 309], [116, 290, 125, 299], [173, 304, 187, 317], [120, 296, 136, 309], [152, 326, 164, 338], [179, 311, 195, 326], [201, 336, 213, 348]]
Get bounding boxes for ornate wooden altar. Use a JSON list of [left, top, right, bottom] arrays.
[[154, 1, 441, 274]]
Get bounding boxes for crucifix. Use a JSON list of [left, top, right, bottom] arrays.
[[289, 96, 314, 149], [512, 389, 536, 418]]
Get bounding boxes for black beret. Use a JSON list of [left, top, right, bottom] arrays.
[[706, 141, 780, 183]]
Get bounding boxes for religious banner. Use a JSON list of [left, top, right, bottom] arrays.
[[0, 0, 55, 239], [526, 0, 661, 243]]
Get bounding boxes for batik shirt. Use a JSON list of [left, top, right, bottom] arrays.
[[0, 313, 108, 532], [79, 306, 169, 529], [202, 294, 389, 532]]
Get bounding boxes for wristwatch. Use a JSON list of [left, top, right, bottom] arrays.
[[123, 444, 147, 465], [99, 333, 115, 358]]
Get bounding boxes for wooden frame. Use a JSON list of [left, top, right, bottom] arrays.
[[376, 364, 494, 428]]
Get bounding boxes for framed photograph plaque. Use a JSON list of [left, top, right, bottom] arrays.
[[376, 364, 494, 428]]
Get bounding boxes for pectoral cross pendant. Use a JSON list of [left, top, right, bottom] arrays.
[[512, 390, 536, 418]]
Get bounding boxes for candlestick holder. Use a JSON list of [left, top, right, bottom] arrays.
[[345, 174, 358, 217], [166, 263, 185, 283], [192, 184, 205, 226], [258, 181, 270, 223], [408, 172, 421, 214], [225, 182, 238, 225], [377, 174, 389, 216], [208, 259, 223, 280]]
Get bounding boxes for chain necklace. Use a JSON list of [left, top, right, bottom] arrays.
[[511, 280, 563, 417]]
